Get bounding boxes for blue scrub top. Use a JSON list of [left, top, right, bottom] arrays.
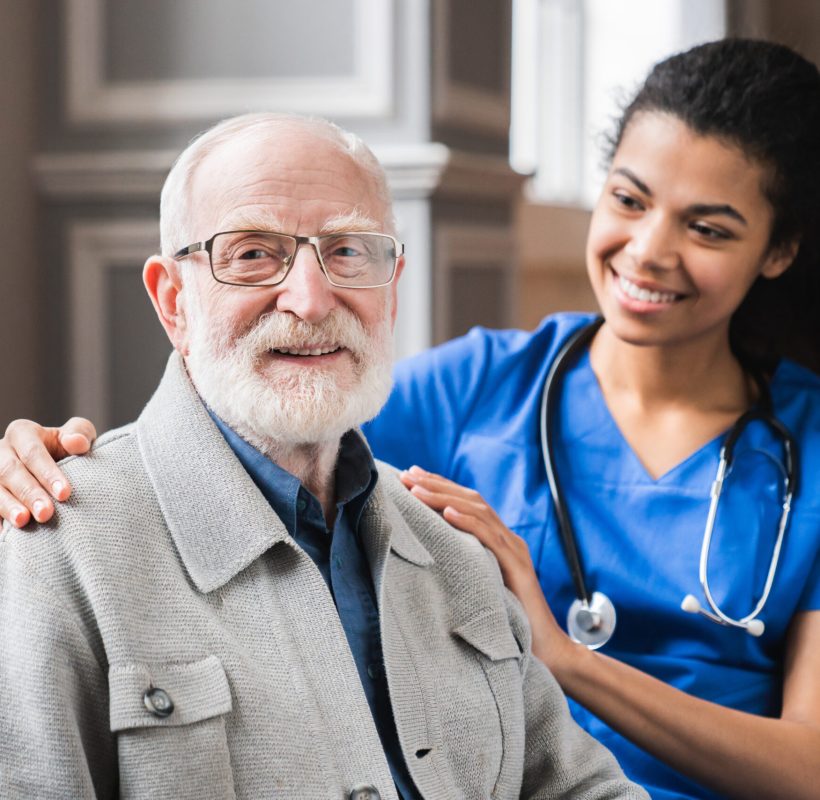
[[364, 312, 820, 800]]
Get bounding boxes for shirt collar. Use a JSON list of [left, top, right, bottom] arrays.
[[209, 411, 378, 535], [135, 353, 419, 594]]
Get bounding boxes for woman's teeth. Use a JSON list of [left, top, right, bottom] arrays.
[[273, 346, 340, 356], [618, 275, 678, 304]]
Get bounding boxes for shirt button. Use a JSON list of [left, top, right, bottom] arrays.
[[348, 785, 380, 800], [366, 663, 381, 680], [143, 687, 174, 718], [296, 497, 307, 512]]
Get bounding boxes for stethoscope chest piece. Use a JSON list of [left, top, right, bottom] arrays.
[[567, 591, 617, 649]]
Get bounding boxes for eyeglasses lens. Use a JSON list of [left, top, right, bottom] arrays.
[[210, 232, 396, 287]]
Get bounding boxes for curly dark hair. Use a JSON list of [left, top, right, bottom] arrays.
[[608, 38, 820, 373]]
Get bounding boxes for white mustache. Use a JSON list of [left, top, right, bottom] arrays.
[[233, 310, 371, 361]]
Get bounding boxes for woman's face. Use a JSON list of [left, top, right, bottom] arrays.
[[585, 112, 795, 351]]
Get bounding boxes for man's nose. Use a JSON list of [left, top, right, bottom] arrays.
[[624, 213, 679, 271], [274, 242, 337, 323]]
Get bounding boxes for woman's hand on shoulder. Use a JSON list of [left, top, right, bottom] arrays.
[[0, 417, 97, 527], [399, 465, 577, 669]]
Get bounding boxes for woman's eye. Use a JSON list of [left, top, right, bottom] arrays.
[[691, 222, 731, 241], [612, 191, 643, 211]]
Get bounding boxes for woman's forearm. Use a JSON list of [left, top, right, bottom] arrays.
[[545, 612, 820, 800]]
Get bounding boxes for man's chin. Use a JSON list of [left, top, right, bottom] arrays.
[[196, 368, 390, 450]]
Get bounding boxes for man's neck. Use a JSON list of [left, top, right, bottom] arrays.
[[264, 440, 341, 527]]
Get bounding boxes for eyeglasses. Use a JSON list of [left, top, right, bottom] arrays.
[[173, 230, 404, 289]]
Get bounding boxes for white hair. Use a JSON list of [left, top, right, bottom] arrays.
[[159, 112, 395, 256]]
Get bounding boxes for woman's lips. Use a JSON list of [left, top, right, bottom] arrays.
[[617, 274, 682, 304]]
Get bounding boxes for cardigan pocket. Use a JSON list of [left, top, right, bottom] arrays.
[[452, 607, 523, 662], [109, 655, 236, 800], [447, 608, 526, 799]]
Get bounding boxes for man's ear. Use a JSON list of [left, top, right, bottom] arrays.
[[389, 253, 405, 327], [143, 255, 191, 355], [761, 238, 800, 279]]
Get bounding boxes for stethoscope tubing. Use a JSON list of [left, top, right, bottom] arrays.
[[540, 317, 799, 644], [539, 317, 604, 608]]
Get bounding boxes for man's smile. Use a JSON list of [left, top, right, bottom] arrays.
[[269, 344, 342, 357]]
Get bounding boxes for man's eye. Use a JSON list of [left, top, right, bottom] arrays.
[[332, 246, 363, 258], [236, 248, 272, 260]]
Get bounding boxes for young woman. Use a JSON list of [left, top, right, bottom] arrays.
[[1, 39, 819, 799]]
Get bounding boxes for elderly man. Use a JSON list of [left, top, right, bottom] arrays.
[[0, 113, 644, 799]]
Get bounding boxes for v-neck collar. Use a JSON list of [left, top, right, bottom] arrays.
[[566, 348, 729, 487]]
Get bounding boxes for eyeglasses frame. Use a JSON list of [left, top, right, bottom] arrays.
[[173, 229, 404, 289]]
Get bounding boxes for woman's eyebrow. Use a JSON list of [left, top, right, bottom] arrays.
[[687, 203, 748, 225], [614, 167, 747, 225], [613, 167, 652, 196]]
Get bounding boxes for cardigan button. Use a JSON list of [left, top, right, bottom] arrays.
[[348, 785, 380, 800], [143, 687, 174, 718]]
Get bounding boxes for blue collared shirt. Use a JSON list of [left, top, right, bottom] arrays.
[[210, 413, 420, 800]]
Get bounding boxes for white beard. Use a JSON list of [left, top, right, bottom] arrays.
[[184, 299, 394, 452]]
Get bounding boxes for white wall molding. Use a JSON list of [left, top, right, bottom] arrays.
[[64, 0, 394, 124], [34, 150, 177, 199], [35, 145, 526, 202], [68, 219, 159, 429], [433, 149, 526, 200]]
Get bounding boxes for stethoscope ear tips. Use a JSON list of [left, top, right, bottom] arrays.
[[681, 594, 766, 636]]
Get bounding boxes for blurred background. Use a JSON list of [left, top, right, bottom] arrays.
[[0, 0, 817, 430]]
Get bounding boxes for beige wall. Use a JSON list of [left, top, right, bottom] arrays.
[[758, 0, 820, 61], [514, 200, 595, 331]]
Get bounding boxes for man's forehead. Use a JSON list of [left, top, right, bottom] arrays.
[[188, 129, 386, 234], [215, 207, 383, 234]]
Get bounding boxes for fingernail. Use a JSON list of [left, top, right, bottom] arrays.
[[52, 480, 65, 497], [33, 500, 46, 520], [409, 465, 424, 475], [11, 507, 26, 527]]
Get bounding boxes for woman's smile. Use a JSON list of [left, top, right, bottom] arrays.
[[585, 112, 792, 351]]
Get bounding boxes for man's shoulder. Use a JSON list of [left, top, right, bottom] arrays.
[[373, 461, 509, 592], [58, 421, 139, 478], [53, 422, 156, 519], [1, 422, 160, 582], [376, 462, 483, 552]]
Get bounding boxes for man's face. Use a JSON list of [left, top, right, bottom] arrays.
[[177, 127, 401, 448]]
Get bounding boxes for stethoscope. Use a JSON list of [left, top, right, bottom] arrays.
[[539, 317, 799, 649]]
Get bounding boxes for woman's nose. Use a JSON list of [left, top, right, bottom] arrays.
[[624, 214, 679, 271]]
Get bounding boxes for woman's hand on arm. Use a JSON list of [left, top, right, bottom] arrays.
[[0, 417, 97, 526]]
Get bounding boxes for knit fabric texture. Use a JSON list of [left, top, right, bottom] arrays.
[[0, 353, 647, 799]]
